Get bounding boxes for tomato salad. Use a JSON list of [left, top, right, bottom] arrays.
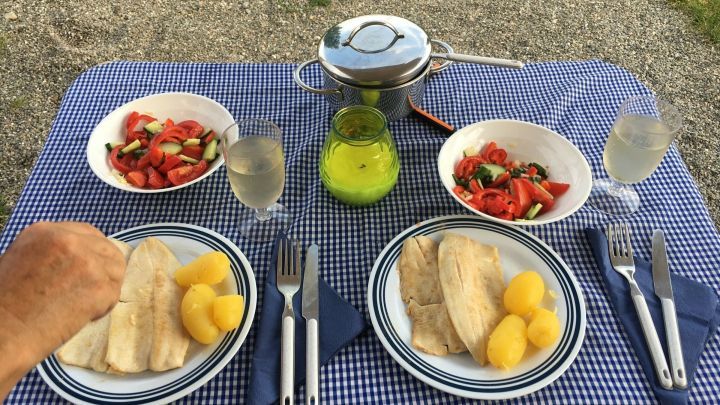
[[106, 112, 219, 189], [452, 141, 570, 221]]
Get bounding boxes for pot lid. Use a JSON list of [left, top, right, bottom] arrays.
[[317, 15, 431, 88]]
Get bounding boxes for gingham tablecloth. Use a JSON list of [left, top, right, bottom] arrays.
[[2, 60, 719, 404]]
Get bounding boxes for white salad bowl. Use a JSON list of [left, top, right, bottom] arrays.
[[437, 119, 592, 225], [86, 92, 234, 193]]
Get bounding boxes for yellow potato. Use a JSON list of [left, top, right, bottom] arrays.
[[213, 295, 245, 332], [181, 284, 220, 344], [486, 314, 528, 370], [504, 271, 545, 316], [527, 308, 561, 348], [175, 251, 230, 287]]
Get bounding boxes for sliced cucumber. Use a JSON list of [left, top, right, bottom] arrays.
[[143, 120, 164, 135], [525, 203, 543, 220], [120, 139, 141, 154], [478, 164, 506, 178], [159, 142, 183, 155], [202, 139, 218, 162], [178, 154, 199, 164], [463, 146, 479, 157], [105, 141, 123, 152], [183, 138, 201, 146]]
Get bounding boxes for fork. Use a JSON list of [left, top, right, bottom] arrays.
[[276, 236, 302, 405], [607, 223, 673, 390]]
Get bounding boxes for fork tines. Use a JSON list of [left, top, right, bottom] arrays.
[[607, 223, 633, 258]]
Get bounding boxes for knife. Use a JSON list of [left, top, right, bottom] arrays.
[[302, 244, 320, 405], [652, 230, 687, 389]]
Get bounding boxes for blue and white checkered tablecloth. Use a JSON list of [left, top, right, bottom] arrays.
[[2, 60, 719, 404]]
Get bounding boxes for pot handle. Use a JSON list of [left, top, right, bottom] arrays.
[[429, 40, 455, 75], [342, 20, 405, 54], [293, 59, 343, 97]]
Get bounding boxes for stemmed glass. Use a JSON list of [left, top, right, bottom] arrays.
[[588, 95, 682, 215], [221, 119, 291, 242]]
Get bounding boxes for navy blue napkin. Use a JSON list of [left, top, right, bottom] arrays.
[[585, 228, 720, 404], [246, 239, 368, 404]]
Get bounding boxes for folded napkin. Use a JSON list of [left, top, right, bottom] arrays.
[[586, 228, 720, 405], [246, 236, 368, 404]]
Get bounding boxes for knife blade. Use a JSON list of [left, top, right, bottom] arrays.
[[302, 244, 319, 405], [652, 229, 687, 389]]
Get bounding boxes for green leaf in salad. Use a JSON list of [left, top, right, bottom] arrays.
[[452, 174, 469, 188], [473, 166, 495, 185]]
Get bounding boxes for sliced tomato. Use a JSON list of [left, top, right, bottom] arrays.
[[487, 171, 511, 188], [546, 181, 570, 197], [158, 154, 182, 174], [146, 167, 165, 189], [136, 152, 152, 170], [470, 188, 517, 219], [164, 118, 175, 128], [202, 130, 216, 143], [510, 178, 532, 218], [527, 166, 538, 177], [110, 146, 133, 174], [177, 120, 204, 138], [126, 170, 147, 188], [149, 147, 165, 167], [538, 198, 555, 214], [181, 145, 204, 161], [454, 155, 488, 180], [487, 148, 508, 165], [481, 141, 497, 160], [167, 160, 208, 186]]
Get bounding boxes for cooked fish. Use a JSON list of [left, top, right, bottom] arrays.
[[105, 301, 154, 373], [398, 236, 443, 306], [407, 299, 467, 356], [147, 238, 190, 371], [438, 233, 505, 365]]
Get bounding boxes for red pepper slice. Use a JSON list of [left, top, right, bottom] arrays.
[[482, 141, 497, 160], [468, 178, 483, 193], [126, 113, 156, 134], [150, 126, 190, 149], [488, 148, 508, 165], [487, 171, 511, 188], [109, 146, 133, 174]]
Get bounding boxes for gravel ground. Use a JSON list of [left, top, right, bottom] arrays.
[[1, 0, 718, 232]]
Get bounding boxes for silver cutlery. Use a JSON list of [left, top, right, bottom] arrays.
[[607, 223, 673, 389], [652, 229, 687, 389], [277, 236, 302, 405], [302, 244, 320, 405]]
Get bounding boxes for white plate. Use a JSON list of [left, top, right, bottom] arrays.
[[437, 119, 592, 225], [37, 223, 257, 404], [86, 92, 235, 193], [367, 216, 586, 400]]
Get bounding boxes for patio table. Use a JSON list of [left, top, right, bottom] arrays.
[[2, 60, 719, 404]]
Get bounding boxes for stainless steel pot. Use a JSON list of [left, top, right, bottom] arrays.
[[293, 15, 524, 121]]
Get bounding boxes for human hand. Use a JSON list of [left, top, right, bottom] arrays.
[[0, 222, 126, 374]]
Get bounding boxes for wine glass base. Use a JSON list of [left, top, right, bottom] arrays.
[[238, 203, 292, 242], [587, 178, 640, 216]]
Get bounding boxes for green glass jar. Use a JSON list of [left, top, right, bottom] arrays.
[[319, 106, 400, 206]]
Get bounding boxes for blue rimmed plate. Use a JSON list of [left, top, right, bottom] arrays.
[[37, 223, 257, 404], [367, 215, 586, 400]]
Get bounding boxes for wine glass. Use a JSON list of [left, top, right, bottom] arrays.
[[221, 119, 291, 242], [588, 95, 682, 216]]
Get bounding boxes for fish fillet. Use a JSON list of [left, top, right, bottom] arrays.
[[105, 301, 154, 373], [398, 236, 443, 306], [407, 300, 467, 355], [438, 233, 505, 365], [147, 238, 190, 371]]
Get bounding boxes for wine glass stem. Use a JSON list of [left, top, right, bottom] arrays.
[[606, 178, 629, 197], [255, 207, 272, 222]]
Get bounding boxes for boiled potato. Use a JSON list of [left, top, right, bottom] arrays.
[[213, 295, 245, 332], [486, 314, 528, 370], [181, 284, 220, 344], [527, 308, 561, 348], [504, 271, 545, 316], [175, 251, 230, 287]]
